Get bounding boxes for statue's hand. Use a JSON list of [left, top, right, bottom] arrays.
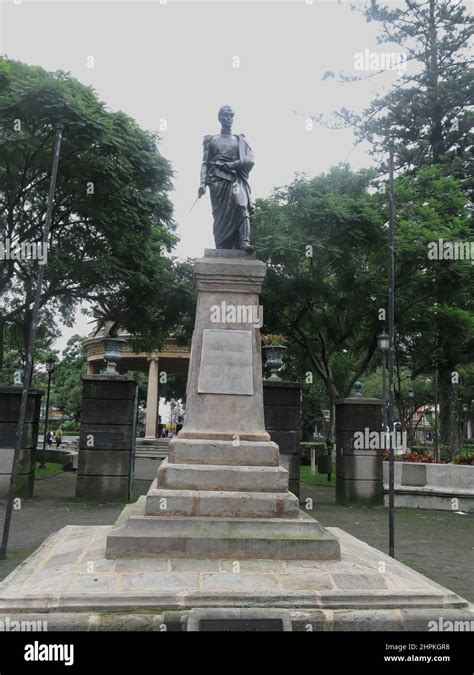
[[198, 185, 206, 198], [221, 161, 237, 173]]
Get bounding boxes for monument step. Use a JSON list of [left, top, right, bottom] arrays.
[[145, 481, 300, 518], [136, 438, 170, 458], [168, 437, 279, 466], [105, 497, 341, 560], [157, 458, 289, 492]]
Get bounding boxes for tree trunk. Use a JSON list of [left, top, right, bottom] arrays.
[[428, 0, 444, 164], [0, 320, 4, 371], [438, 363, 460, 454]]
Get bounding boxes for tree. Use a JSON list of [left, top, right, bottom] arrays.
[[0, 313, 56, 387], [254, 160, 473, 453], [253, 165, 387, 448], [49, 335, 87, 421], [349, 0, 473, 182], [323, 0, 474, 449], [0, 57, 183, 372], [393, 166, 474, 452]]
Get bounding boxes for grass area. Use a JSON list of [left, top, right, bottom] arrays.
[[300, 465, 336, 486], [0, 547, 36, 565], [35, 462, 64, 479]]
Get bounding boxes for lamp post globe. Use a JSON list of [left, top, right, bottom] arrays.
[[377, 332, 389, 353]]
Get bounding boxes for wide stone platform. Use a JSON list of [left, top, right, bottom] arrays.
[[1, 524, 472, 631]]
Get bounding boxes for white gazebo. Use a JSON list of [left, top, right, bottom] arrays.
[[82, 329, 190, 439]]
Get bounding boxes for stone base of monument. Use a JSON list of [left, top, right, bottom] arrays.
[[104, 428, 340, 560], [0, 524, 472, 631], [105, 495, 339, 560]]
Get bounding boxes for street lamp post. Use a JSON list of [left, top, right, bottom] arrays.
[[408, 388, 415, 452], [377, 332, 389, 438], [323, 409, 331, 482], [434, 369, 439, 462], [387, 140, 396, 558], [462, 403, 469, 450], [40, 356, 56, 470]]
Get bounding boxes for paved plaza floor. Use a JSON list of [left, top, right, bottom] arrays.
[[0, 473, 472, 604], [300, 481, 474, 603]]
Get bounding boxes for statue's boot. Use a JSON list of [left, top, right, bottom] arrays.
[[239, 215, 254, 253]]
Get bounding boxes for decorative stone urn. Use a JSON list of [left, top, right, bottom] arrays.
[[101, 337, 127, 376], [262, 344, 287, 381]]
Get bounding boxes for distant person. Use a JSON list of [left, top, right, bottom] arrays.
[[46, 431, 53, 448], [54, 428, 62, 448]]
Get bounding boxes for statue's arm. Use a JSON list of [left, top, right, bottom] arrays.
[[199, 135, 212, 193], [234, 135, 254, 174]]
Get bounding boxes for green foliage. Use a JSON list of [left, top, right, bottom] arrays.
[[392, 167, 474, 449], [254, 164, 386, 405], [300, 465, 336, 486], [57, 419, 80, 433], [0, 57, 189, 371], [35, 462, 63, 479], [452, 451, 474, 466], [0, 312, 57, 386], [49, 335, 87, 421], [254, 162, 473, 452], [351, 0, 473, 182], [326, 1, 474, 452]]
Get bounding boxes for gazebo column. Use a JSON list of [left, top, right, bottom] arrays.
[[145, 357, 159, 439]]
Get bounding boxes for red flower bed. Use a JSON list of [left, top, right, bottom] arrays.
[[402, 452, 434, 463]]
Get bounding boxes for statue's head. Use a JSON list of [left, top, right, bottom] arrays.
[[218, 105, 234, 129]]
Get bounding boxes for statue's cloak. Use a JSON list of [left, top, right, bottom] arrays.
[[201, 134, 254, 248]]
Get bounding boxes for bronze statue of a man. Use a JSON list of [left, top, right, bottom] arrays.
[[198, 106, 255, 252]]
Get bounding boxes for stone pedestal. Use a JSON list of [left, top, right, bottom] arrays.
[[335, 397, 384, 506], [0, 387, 43, 499], [106, 251, 340, 560], [76, 375, 137, 501], [263, 381, 302, 498]]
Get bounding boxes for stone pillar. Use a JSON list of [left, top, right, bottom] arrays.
[[76, 375, 137, 501], [263, 381, 302, 498], [0, 387, 43, 498], [145, 357, 159, 439], [335, 397, 384, 506]]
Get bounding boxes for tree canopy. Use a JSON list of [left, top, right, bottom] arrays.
[[0, 57, 191, 374]]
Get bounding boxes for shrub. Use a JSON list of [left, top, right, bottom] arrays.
[[411, 445, 429, 455], [452, 452, 474, 466], [56, 420, 80, 434]]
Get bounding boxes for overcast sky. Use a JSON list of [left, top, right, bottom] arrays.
[[0, 0, 410, 351]]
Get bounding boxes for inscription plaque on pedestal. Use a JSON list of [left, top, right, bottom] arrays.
[[198, 329, 253, 396], [186, 608, 292, 632], [199, 618, 283, 632]]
